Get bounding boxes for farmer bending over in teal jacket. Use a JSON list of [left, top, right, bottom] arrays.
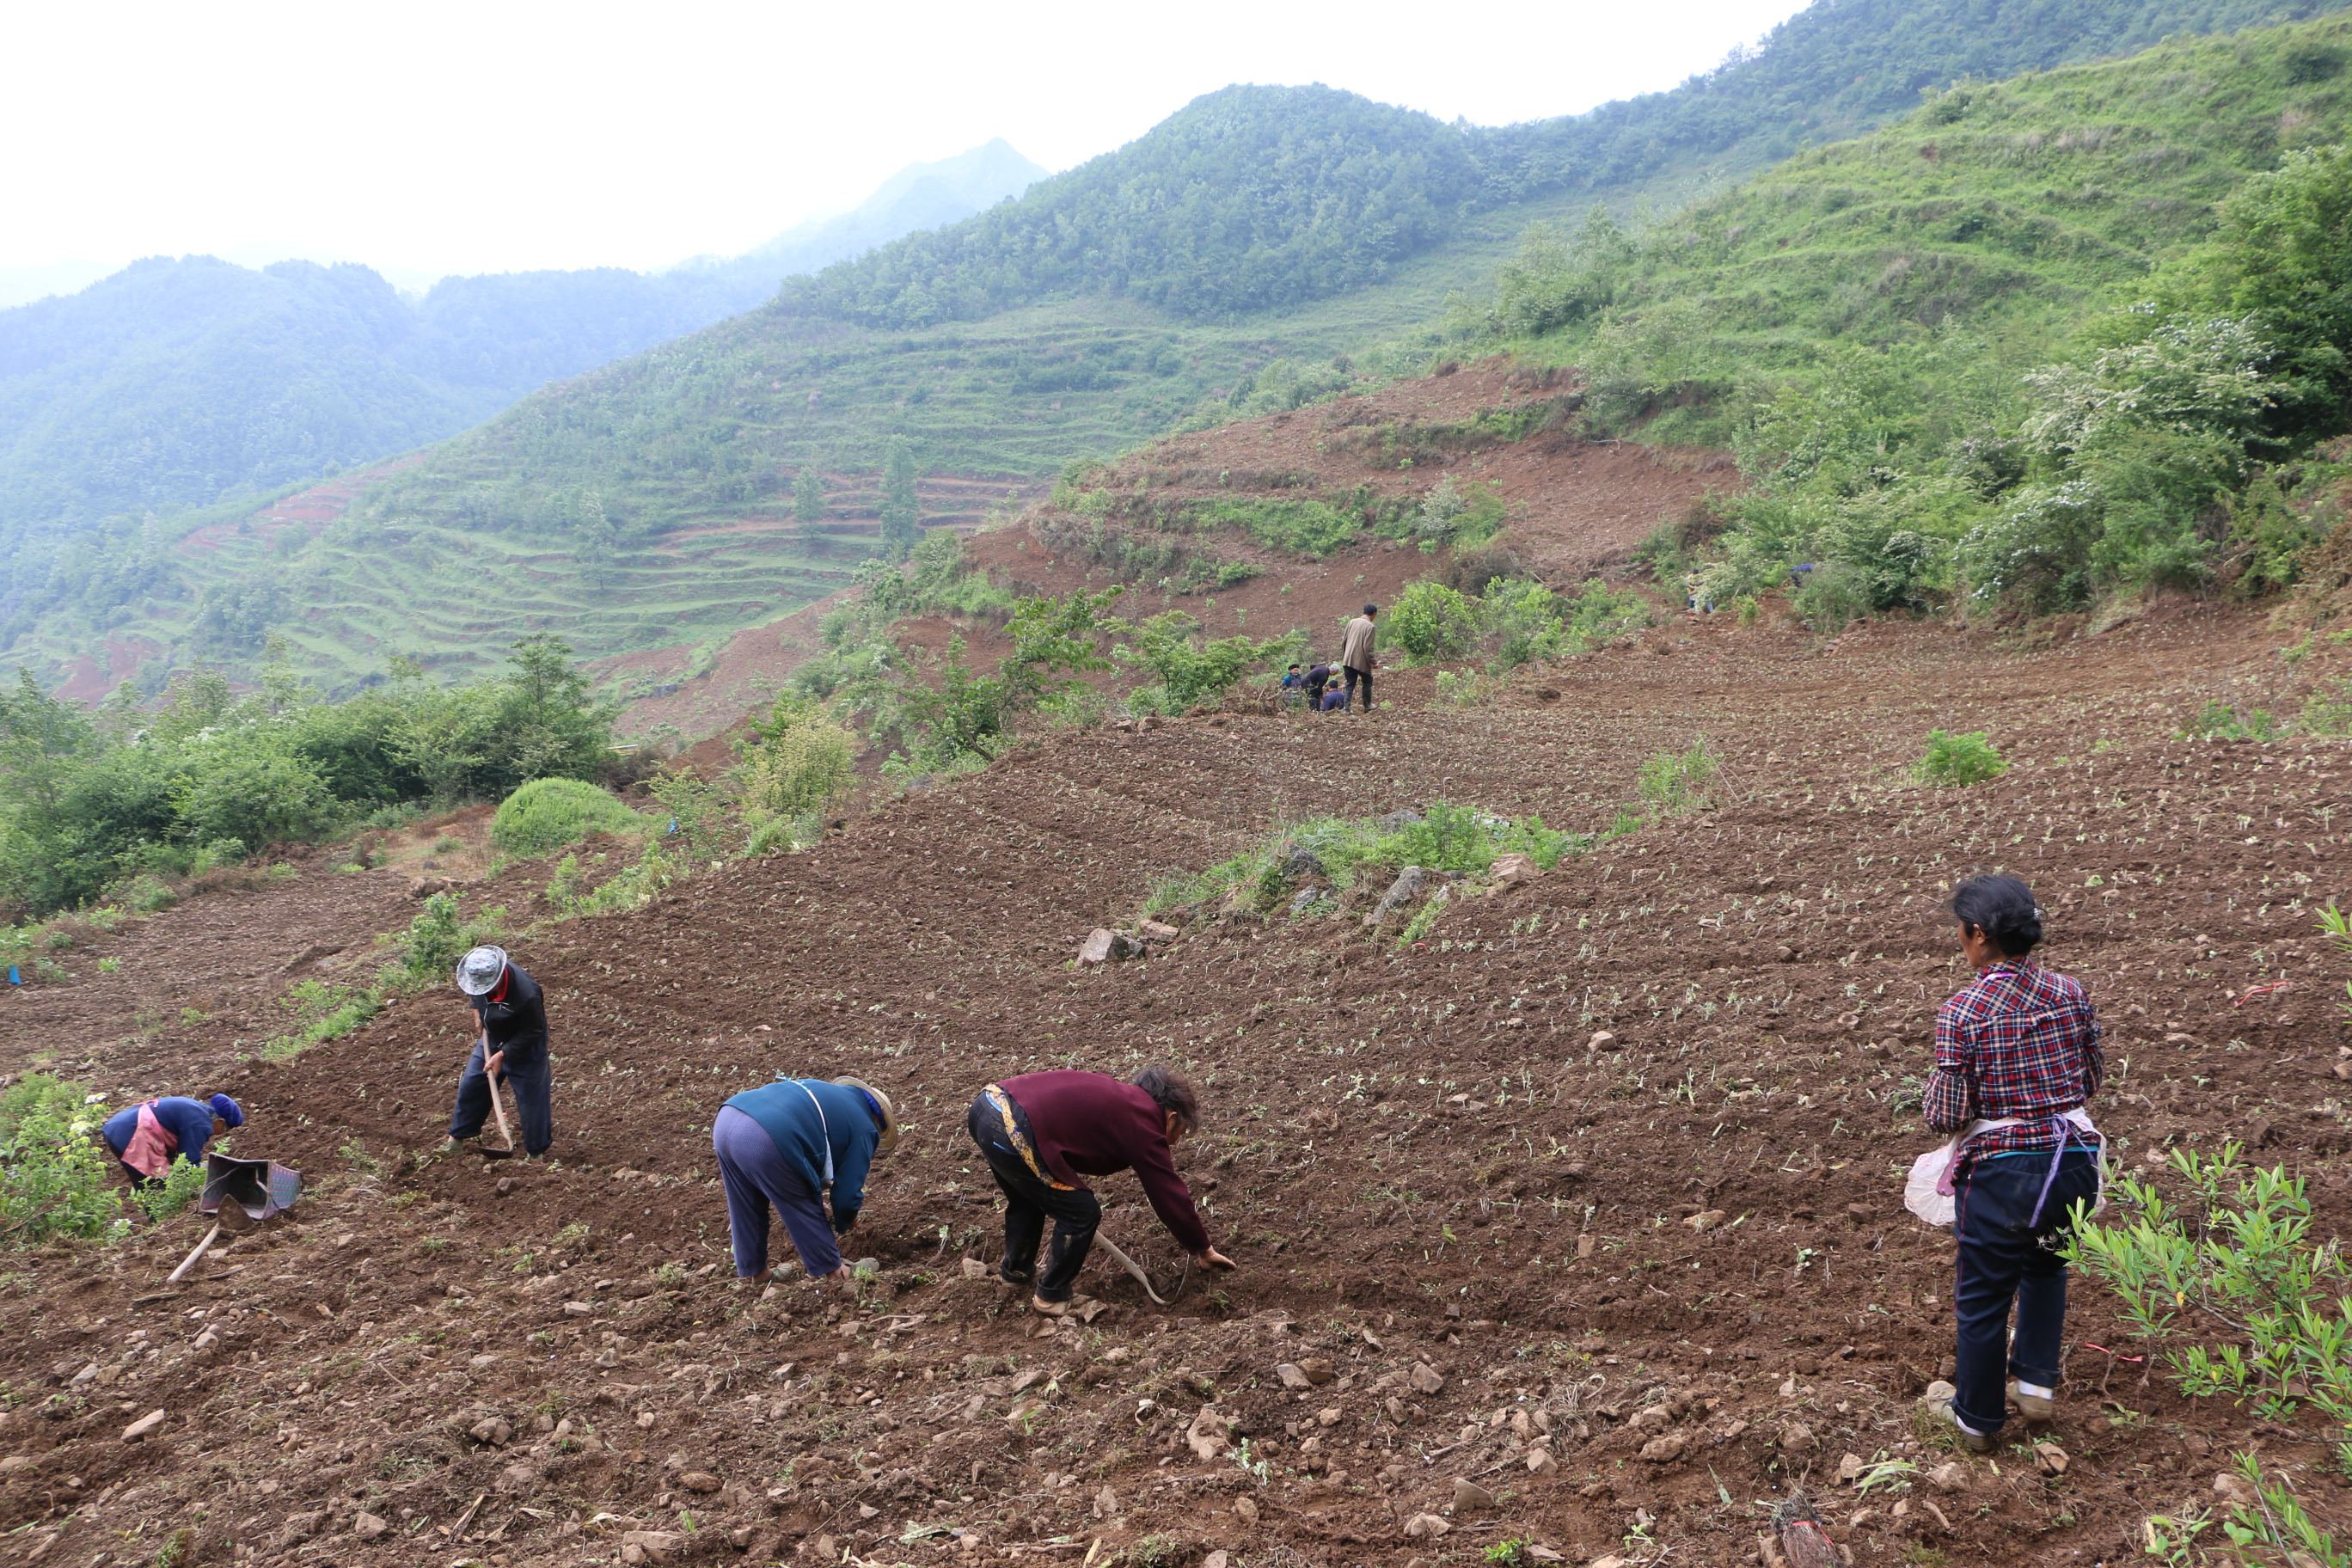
[[713, 1076, 900, 1288]]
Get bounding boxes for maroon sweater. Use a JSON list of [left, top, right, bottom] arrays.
[[999, 1070, 1210, 1254]]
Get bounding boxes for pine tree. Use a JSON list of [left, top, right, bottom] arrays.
[[793, 468, 828, 554], [878, 437, 922, 560]]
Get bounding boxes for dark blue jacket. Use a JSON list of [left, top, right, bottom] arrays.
[[101, 1097, 217, 1167], [723, 1080, 881, 1228], [469, 965, 548, 1065]]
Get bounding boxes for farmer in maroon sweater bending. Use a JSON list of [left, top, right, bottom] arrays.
[[965, 1067, 1235, 1316]]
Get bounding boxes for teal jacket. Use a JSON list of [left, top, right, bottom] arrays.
[[723, 1079, 881, 1225]]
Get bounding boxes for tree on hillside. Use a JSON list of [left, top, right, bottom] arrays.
[[794, 468, 828, 554], [489, 633, 618, 792], [878, 437, 922, 560]]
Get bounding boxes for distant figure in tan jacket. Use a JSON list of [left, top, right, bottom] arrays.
[[1340, 604, 1378, 712]]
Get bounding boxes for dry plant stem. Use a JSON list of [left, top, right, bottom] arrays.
[[1093, 1234, 1169, 1306], [166, 1222, 223, 1286]]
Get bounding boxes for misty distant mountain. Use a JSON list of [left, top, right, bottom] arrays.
[[0, 140, 1044, 530], [677, 138, 1046, 297]]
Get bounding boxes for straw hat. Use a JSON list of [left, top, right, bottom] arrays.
[[835, 1076, 900, 1152]]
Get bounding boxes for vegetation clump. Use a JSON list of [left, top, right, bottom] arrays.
[[490, 778, 645, 856], [0, 635, 615, 918], [0, 1075, 124, 1246], [1914, 730, 2010, 786]]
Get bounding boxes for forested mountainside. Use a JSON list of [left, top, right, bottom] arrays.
[[787, 0, 2347, 328], [0, 142, 1042, 535]]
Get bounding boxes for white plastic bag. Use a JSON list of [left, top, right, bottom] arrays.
[[1904, 1142, 1960, 1228]]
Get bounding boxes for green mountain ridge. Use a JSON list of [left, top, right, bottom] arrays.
[[0, 140, 1046, 539], [7, 0, 2345, 696]]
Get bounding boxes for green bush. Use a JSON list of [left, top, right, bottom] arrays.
[[385, 892, 503, 989], [0, 1075, 123, 1246], [1560, 579, 1651, 644], [1374, 801, 1583, 873], [1482, 579, 1566, 669], [1637, 743, 1717, 816], [1915, 730, 2009, 785], [733, 701, 856, 828], [1386, 581, 1481, 661], [1792, 562, 1873, 634], [491, 778, 644, 855], [1112, 611, 1302, 710], [2067, 1142, 2352, 1480]]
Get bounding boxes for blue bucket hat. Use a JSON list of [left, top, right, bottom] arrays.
[[207, 1093, 244, 1129], [455, 945, 509, 996]]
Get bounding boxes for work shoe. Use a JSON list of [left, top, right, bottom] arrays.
[[1945, 1404, 1995, 1455], [1029, 1295, 1069, 1319], [2009, 1380, 2056, 1422], [432, 1136, 462, 1156], [999, 1266, 1036, 1290]]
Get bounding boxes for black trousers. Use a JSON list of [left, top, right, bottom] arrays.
[[1344, 665, 1373, 711], [966, 1093, 1099, 1302]]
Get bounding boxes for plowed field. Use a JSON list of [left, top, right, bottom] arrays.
[[8, 594, 2350, 1566]]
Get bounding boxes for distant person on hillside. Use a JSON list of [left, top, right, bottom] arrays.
[[1280, 663, 1308, 711], [438, 946, 555, 1161], [965, 1067, 1234, 1316], [1318, 677, 1348, 713], [1302, 660, 1335, 697], [1341, 604, 1378, 712], [713, 1075, 899, 1288], [1920, 873, 2104, 1454], [101, 1093, 242, 1186]]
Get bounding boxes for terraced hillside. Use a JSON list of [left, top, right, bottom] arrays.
[[16, 0, 2344, 700]]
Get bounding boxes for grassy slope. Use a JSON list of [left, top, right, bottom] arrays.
[[1510, 15, 2352, 438]]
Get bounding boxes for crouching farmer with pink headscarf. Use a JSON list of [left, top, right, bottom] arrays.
[[714, 1076, 899, 1289], [101, 1093, 242, 1186]]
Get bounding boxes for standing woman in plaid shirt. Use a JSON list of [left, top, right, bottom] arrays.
[[1923, 873, 2104, 1452]]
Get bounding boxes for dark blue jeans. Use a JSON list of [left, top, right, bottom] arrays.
[[1344, 666, 1373, 711], [450, 1038, 554, 1156], [1951, 1147, 2099, 1434]]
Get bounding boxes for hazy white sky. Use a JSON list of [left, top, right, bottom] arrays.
[[6, 0, 1811, 281]]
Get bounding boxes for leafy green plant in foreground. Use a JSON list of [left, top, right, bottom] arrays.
[[2066, 1141, 2352, 1479], [0, 1075, 122, 1245]]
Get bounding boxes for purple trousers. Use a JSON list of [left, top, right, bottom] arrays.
[[713, 1106, 838, 1278]]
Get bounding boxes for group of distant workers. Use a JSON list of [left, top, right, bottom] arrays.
[[1282, 603, 1380, 712], [107, 807, 2095, 1451]]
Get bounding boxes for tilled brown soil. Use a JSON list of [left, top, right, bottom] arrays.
[[7, 598, 2352, 1566]]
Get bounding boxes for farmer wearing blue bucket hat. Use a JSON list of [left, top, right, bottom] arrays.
[[437, 945, 554, 1161]]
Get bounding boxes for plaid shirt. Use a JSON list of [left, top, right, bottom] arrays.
[[1924, 959, 2102, 1165]]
